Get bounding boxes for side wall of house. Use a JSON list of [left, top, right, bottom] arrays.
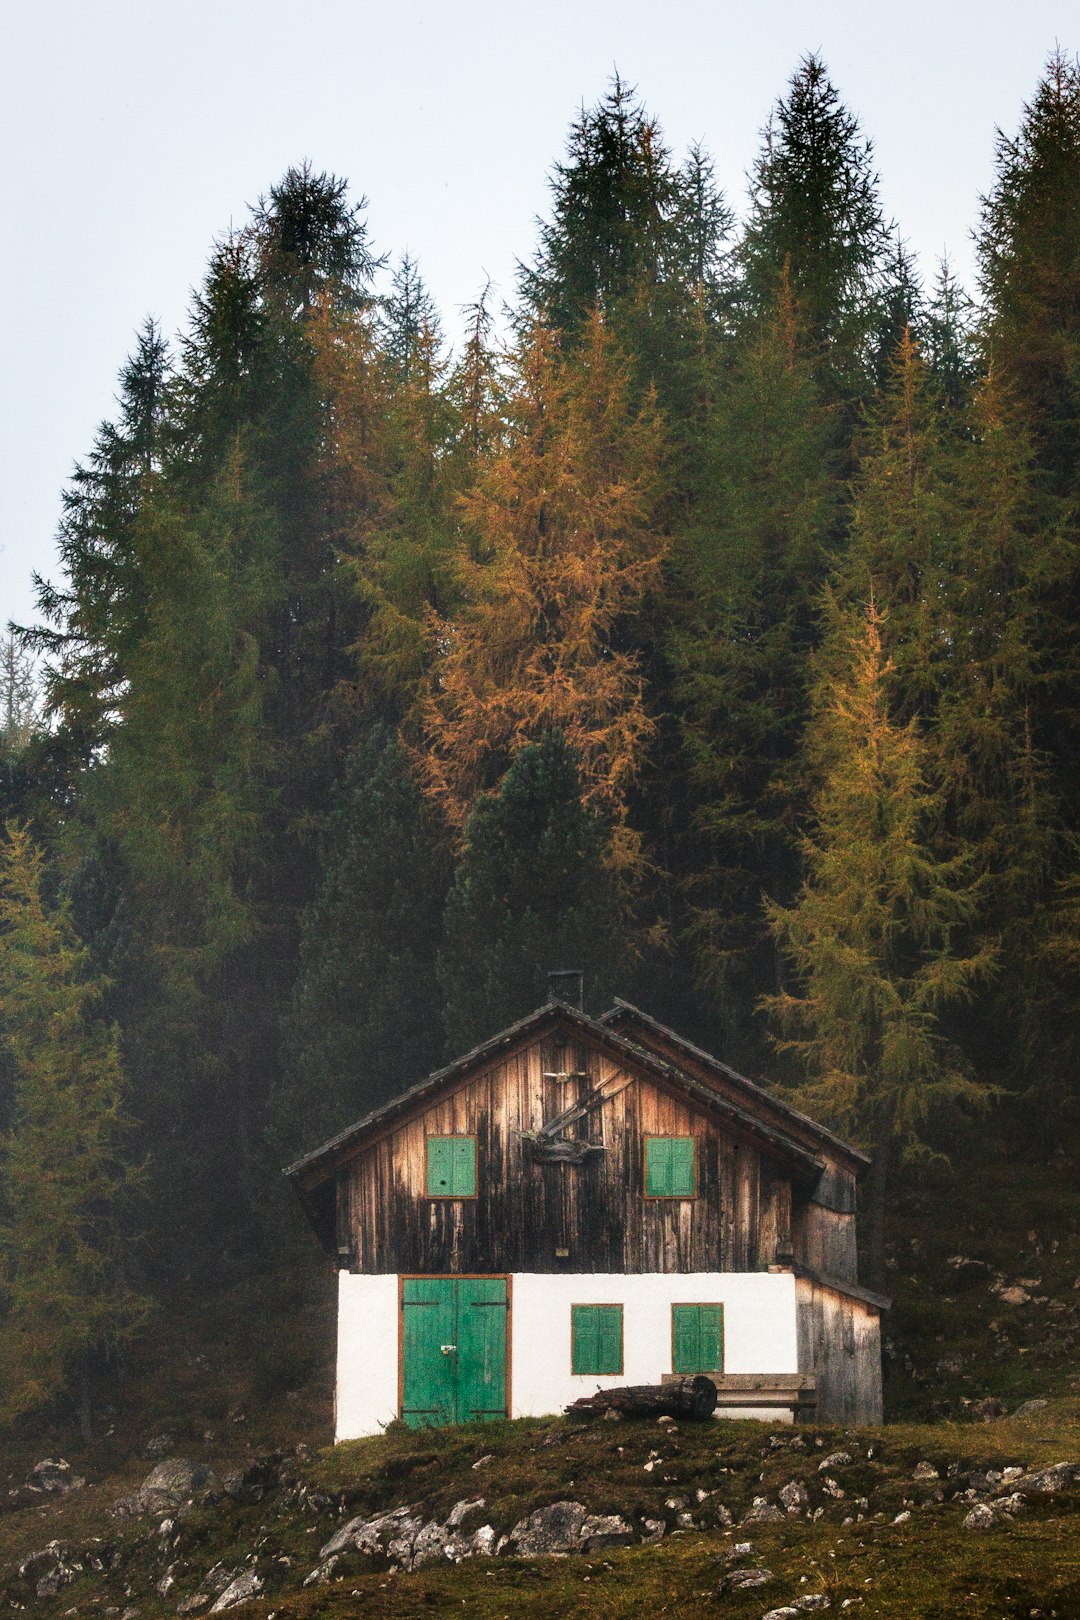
[[336, 1034, 796, 1276], [335, 1269, 799, 1441], [795, 1275, 883, 1424]]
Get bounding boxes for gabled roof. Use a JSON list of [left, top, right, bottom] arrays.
[[602, 999, 870, 1171], [283, 997, 865, 1193]]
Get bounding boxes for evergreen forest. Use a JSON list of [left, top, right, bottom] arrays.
[[2, 50, 1080, 1426]]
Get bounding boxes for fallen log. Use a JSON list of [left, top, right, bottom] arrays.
[[564, 1375, 717, 1422]]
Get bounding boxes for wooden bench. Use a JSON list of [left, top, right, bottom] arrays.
[[661, 1372, 817, 1424]]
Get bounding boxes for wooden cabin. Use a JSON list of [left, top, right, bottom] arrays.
[[286, 985, 888, 1438]]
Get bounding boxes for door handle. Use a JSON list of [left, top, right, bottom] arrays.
[[440, 1344, 457, 1355]]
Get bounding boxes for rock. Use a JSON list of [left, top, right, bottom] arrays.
[[743, 1496, 786, 1524], [762, 1610, 801, 1620], [795, 1598, 831, 1612], [580, 1513, 635, 1549], [912, 1461, 939, 1481], [18, 1542, 82, 1600], [114, 1459, 216, 1518], [28, 1458, 84, 1494], [640, 1518, 665, 1543], [969, 1397, 1006, 1421], [892, 1511, 911, 1524], [998, 1286, 1031, 1306], [1000, 1461, 1077, 1496], [726, 1542, 756, 1561], [209, 1571, 262, 1612], [221, 1455, 284, 1505], [818, 1451, 852, 1471], [962, 1495, 1026, 1530], [718, 1566, 773, 1591], [821, 1477, 845, 1500], [320, 1504, 425, 1566], [470, 1525, 497, 1557], [144, 1434, 175, 1459], [410, 1521, 451, 1568], [507, 1500, 588, 1556], [712, 1503, 734, 1526], [1011, 1399, 1049, 1420], [779, 1480, 809, 1514], [446, 1496, 486, 1529], [471, 1454, 493, 1469]]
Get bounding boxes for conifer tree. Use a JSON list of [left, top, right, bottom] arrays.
[[668, 281, 835, 1040], [439, 731, 625, 1053], [765, 597, 992, 1283], [380, 252, 441, 381], [279, 727, 449, 1152], [0, 825, 147, 1426], [416, 312, 667, 867], [741, 54, 888, 403]]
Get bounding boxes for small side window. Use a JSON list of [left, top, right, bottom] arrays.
[[571, 1304, 623, 1375], [672, 1303, 724, 1374], [645, 1135, 696, 1197], [426, 1135, 477, 1198]]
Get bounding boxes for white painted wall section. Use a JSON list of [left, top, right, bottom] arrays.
[[335, 1269, 799, 1439], [336, 1272, 399, 1441], [509, 1271, 797, 1420]]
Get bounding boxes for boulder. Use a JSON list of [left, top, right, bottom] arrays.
[[114, 1459, 216, 1518], [222, 1455, 285, 1505], [320, 1504, 425, 1566], [762, 1610, 801, 1620], [794, 1598, 831, 1612], [818, 1451, 852, 1471], [1000, 1461, 1077, 1496], [912, 1461, 939, 1482], [718, 1566, 773, 1592], [1011, 1399, 1049, 1420], [742, 1497, 785, 1524], [144, 1434, 175, 1459], [18, 1542, 82, 1600], [580, 1513, 635, 1549], [507, 1500, 588, 1556], [779, 1480, 808, 1514], [209, 1571, 262, 1612], [28, 1458, 84, 1495]]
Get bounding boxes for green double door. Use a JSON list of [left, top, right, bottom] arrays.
[[401, 1277, 508, 1428]]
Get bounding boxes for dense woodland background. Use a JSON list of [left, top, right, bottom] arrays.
[[1, 50, 1079, 1427]]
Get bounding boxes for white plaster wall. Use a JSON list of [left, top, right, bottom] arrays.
[[334, 1269, 799, 1438], [336, 1272, 399, 1441], [509, 1271, 798, 1420]]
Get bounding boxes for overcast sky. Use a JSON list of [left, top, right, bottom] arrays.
[[2, 0, 1072, 632]]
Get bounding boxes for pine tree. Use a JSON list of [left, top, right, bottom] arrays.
[[439, 732, 626, 1053], [0, 825, 148, 1427], [668, 279, 835, 1041], [416, 312, 668, 867], [765, 597, 993, 1283], [740, 53, 888, 403], [380, 252, 441, 381], [977, 51, 1080, 501], [279, 727, 449, 1153]]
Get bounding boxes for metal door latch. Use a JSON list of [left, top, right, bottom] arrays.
[[440, 1344, 456, 1355]]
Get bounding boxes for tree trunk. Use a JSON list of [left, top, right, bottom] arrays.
[[565, 1376, 717, 1421]]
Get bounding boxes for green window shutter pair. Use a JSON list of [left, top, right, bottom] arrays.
[[645, 1135, 696, 1196], [426, 1135, 476, 1197], [572, 1304, 623, 1375], [672, 1303, 724, 1374]]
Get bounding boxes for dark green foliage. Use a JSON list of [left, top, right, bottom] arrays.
[[741, 53, 888, 401], [280, 727, 449, 1154], [439, 734, 626, 1054]]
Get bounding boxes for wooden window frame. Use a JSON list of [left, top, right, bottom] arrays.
[[670, 1301, 725, 1376], [424, 1134, 479, 1200], [643, 1134, 698, 1199], [570, 1302, 624, 1376]]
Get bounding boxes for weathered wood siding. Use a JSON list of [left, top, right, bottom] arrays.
[[336, 1032, 795, 1275], [792, 1163, 859, 1283], [795, 1276, 883, 1423]]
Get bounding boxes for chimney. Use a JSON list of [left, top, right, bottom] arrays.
[[548, 969, 584, 1010]]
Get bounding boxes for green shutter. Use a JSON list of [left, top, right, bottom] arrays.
[[670, 1137, 696, 1196], [451, 1135, 476, 1196], [645, 1136, 671, 1195], [572, 1304, 623, 1374], [427, 1136, 476, 1197], [646, 1136, 695, 1196], [672, 1304, 724, 1374]]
